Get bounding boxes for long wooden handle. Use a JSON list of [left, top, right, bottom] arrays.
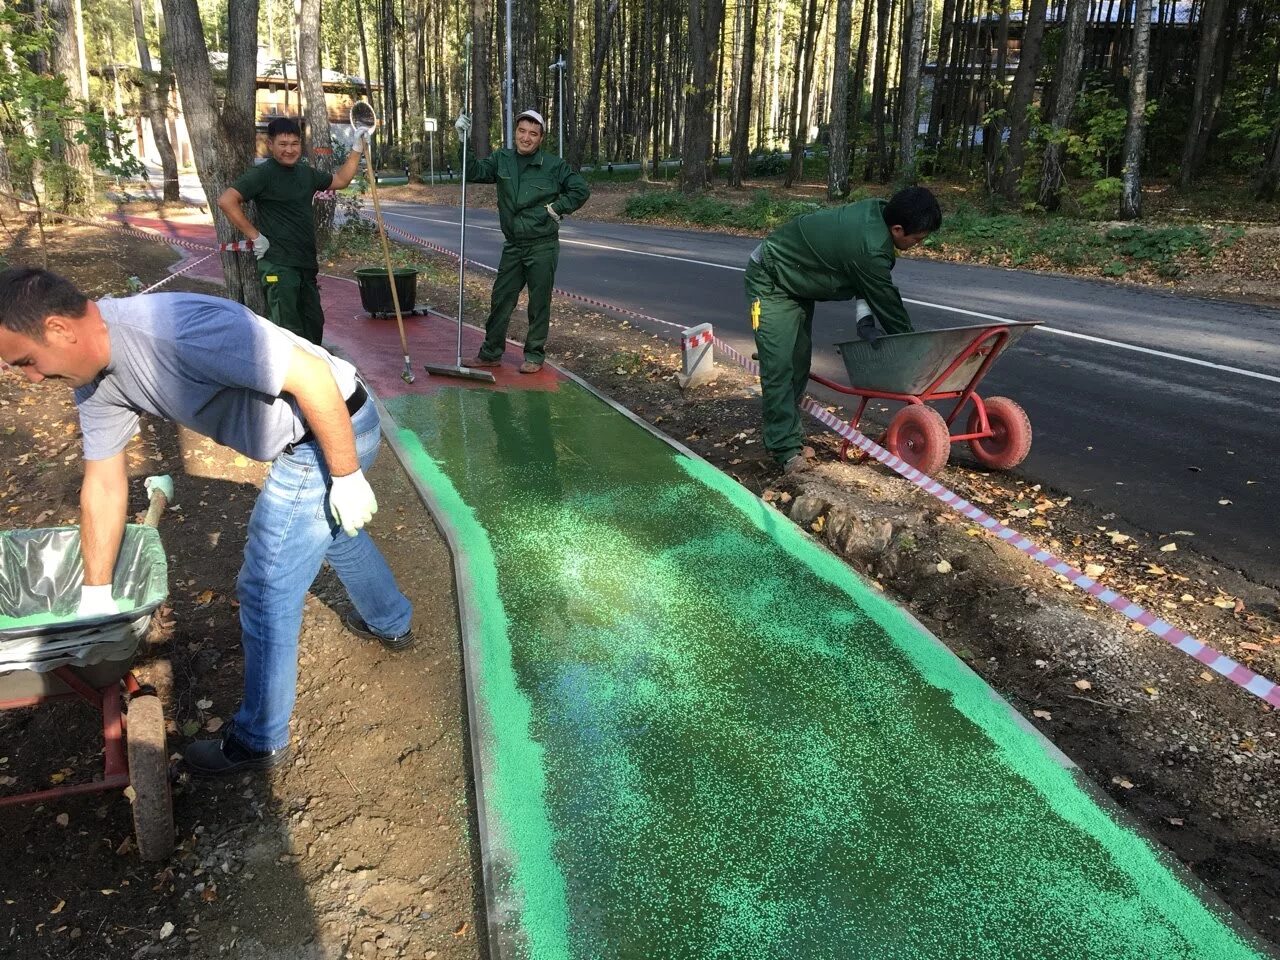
[[364, 156, 410, 357]]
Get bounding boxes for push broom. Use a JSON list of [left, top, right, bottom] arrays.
[[421, 32, 496, 384], [350, 100, 416, 384]]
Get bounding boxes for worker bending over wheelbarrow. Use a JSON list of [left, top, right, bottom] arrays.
[[745, 186, 942, 474], [0, 270, 414, 777]]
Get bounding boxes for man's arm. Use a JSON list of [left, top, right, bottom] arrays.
[[328, 135, 367, 190], [854, 254, 914, 335], [280, 347, 359, 476], [80, 452, 129, 588], [216, 187, 260, 239], [550, 162, 590, 217]]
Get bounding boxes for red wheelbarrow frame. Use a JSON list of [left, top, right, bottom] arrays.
[[809, 324, 1015, 448], [0, 669, 145, 807]]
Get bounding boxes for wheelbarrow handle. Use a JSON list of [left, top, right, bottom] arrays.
[[143, 475, 173, 529]]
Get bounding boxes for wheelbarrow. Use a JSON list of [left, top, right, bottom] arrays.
[[0, 476, 174, 861], [810, 322, 1041, 476]]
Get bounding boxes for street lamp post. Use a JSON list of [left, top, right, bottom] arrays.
[[549, 58, 566, 157]]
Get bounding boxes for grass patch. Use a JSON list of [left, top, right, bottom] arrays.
[[624, 188, 822, 231], [925, 205, 1245, 278]]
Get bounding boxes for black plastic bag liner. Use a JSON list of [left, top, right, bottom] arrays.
[[0, 526, 168, 674]]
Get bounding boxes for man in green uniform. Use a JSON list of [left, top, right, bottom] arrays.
[[218, 117, 368, 344], [454, 108, 590, 373], [745, 186, 942, 473]]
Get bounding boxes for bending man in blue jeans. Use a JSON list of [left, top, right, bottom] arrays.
[[0, 269, 414, 776]]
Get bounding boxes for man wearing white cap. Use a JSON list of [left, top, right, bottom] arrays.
[[454, 108, 590, 373]]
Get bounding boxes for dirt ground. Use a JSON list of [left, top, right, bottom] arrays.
[[2, 220, 1278, 956]]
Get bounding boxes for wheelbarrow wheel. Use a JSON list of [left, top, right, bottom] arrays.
[[885, 405, 950, 476], [126, 694, 174, 861], [967, 396, 1032, 470]]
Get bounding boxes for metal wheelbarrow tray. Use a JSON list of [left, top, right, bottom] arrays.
[[0, 484, 176, 861], [811, 321, 1041, 476]]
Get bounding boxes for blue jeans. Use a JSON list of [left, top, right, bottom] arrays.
[[232, 397, 412, 751]]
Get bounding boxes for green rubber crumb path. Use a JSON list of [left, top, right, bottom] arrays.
[[679, 455, 1262, 959], [391, 425, 572, 959]]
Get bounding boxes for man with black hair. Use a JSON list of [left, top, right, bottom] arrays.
[[453, 108, 590, 373], [745, 186, 943, 474], [218, 116, 368, 344], [0, 269, 414, 776]]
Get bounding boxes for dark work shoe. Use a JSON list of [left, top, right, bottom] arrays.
[[518, 359, 544, 374], [466, 354, 502, 368], [344, 613, 416, 651], [185, 730, 290, 778]]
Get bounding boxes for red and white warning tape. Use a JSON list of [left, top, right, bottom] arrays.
[[138, 252, 215, 294], [682, 329, 714, 350], [219, 239, 256, 252], [80, 211, 1280, 711]]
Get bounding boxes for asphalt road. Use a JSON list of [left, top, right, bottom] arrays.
[[376, 200, 1280, 587]]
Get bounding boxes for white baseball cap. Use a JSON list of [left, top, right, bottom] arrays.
[[515, 109, 545, 130]]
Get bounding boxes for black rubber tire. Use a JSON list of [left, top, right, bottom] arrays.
[[967, 396, 1033, 470], [884, 404, 951, 476], [126, 694, 175, 861]]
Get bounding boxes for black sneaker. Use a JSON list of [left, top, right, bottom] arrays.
[[185, 729, 290, 777], [344, 613, 416, 651]]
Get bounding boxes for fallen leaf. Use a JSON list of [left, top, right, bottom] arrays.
[[1199, 671, 1215, 682], [1166, 817, 1184, 827], [159, 921, 174, 940], [233, 455, 249, 468], [101, 889, 117, 895], [1213, 598, 1236, 609], [1143, 686, 1158, 696], [1146, 565, 1166, 575], [196, 698, 213, 710], [55, 813, 69, 827], [1111, 777, 1135, 790], [50, 900, 65, 915], [1159, 542, 1177, 552], [181, 720, 200, 737], [1218, 499, 1232, 506], [936, 560, 953, 574], [123, 785, 137, 804], [1240, 642, 1264, 652], [1084, 563, 1106, 577], [810, 516, 825, 533], [1032, 709, 1052, 720], [205, 717, 223, 733], [194, 589, 215, 606], [1074, 679, 1092, 691], [454, 921, 469, 938]]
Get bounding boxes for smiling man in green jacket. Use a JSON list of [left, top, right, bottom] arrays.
[[746, 186, 943, 474], [454, 109, 590, 373]]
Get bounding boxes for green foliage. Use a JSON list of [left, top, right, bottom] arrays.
[[747, 150, 790, 176], [1068, 82, 1128, 180], [624, 189, 819, 231], [1076, 176, 1124, 219], [930, 204, 1243, 278]]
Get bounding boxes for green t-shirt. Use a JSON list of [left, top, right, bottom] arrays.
[[232, 159, 333, 269]]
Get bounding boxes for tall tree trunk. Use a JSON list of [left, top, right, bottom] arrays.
[[925, 0, 957, 149], [161, 0, 264, 310], [634, 0, 656, 180], [1035, 0, 1087, 209], [45, 0, 93, 212], [1254, 123, 1280, 200], [1119, 0, 1152, 218], [571, 0, 620, 169], [1177, 0, 1226, 188], [982, 0, 1011, 190], [866, 0, 891, 180], [897, 0, 926, 179], [784, 0, 825, 186], [469, 0, 492, 158], [681, 0, 726, 192], [729, 0, 760, 187], [848, 0, 872, 178], [999, 0, 1047, 198], [298, 0, 335, 245], [827, 0, 854, 196], [131, 0, 180, 202]]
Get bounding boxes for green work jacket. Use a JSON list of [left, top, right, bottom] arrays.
[[465, 148, 591, 244], [758, 198, 913, 334]]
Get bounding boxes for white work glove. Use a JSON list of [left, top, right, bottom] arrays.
[[454, 113, 472, 136], [252, 233, 271, 260], [545, 204, 561, 222], [855, 299, 881, 349], [351, 128, 370, 154], [77, 584, 118, 618], [328, 469, 377, 537]]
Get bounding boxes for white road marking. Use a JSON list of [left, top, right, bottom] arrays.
[[380, 205, 1280, 385]]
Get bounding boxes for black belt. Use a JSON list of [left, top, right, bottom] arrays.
[[284, 382, 368, 454]]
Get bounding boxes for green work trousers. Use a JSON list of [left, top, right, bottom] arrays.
[[478, 238, 560, 364], [258, 260, 326, 345], [745, 259, 815, 465]]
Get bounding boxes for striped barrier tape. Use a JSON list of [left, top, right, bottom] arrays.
[[100, 211, 1280, 711], [682, 329, 715, 350], [138, 252, 215, 294], [219, 239, 256, 252]]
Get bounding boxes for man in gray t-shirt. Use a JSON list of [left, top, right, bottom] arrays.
[[0, 270, 415, 777]]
